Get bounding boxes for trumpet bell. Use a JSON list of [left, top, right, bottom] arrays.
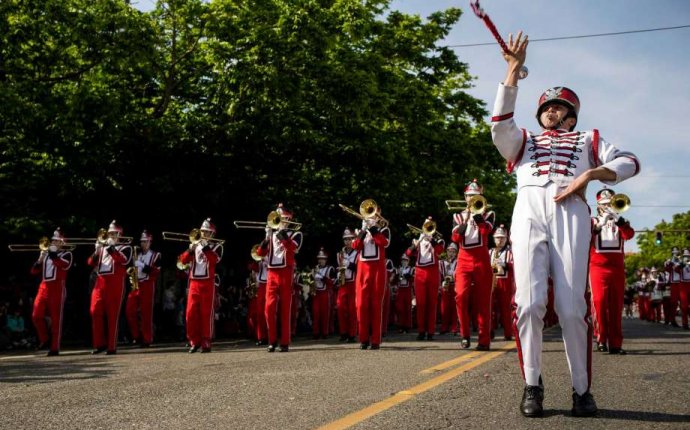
[[468, 195, 488, 215], [422, 219, 437, 236], [359, 199, 378, 219], [610, 193, 631, 213], [250, 244, 262, 262], [267, 211, 282, 230]]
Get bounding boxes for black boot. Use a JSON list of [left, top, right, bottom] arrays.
[[475, 344, 490, 351], [279, 345, 289, 352], [46, 350, 59, 357], [370, 344, 380, 350], [339, 334, 348, 342], [520, 385, 544, 417], [267, 343, 276, 353], [460, 338, 470, 349], [188, 345, 200, 353], [426, 333, 434, 341], [360, 342, 370, 350], [416, 333, 426, 341], [571, 390, 598, 417], [608, 347, 627, 355], [91, 347, 106, 355], [596, 342, 608, 352]]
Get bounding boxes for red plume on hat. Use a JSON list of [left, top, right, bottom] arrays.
[[200, 218, 216, 234]]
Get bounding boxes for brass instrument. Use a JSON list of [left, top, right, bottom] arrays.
[[176, 259, 190, 271], [162, 228, 225, 245], [442, 275, 453, 292], [338, 199, 389, 228], [490, 248, 505, 291], [246, 273, 258, 299], [127, 246, 140, 291], [337, 247, 348, 287], [406, 219, 443, 241], [445, 195, 491, 215], [610, 193, 631, 214], [69, 228, 133, 245], [233, 211, 302, 231], [8, 237, 76, 252], [299, 270, 316, 297], [250, 244, 263, 262]]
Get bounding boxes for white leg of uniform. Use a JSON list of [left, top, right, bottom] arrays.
[[512, 183, 591, 395]]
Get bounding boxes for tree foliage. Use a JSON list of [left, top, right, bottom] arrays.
[[1, 0, 514, 282]]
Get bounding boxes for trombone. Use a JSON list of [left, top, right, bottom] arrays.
[[445, 195, 490, 215], [407, 219, 443, 241], [8, 237, 77, 252], [69, 228, 133, 245], [162, 228, 225, 245], [233, 211, 302, 231], [338, 199, 389, 228]]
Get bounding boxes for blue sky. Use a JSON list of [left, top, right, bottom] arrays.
[[133, 1, 690, 251]]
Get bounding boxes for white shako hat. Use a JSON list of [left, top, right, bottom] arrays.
[[200, 218, 216, 234], [108, 220, 123, 235], [342, 228, 355, 239], [140, 230, 153, 242], [464, 178, 483, 196], [596, 187, 615, 205], [493, 224, 508, 238], [51, 227, 65, 241], [316, 247, 328, 260]]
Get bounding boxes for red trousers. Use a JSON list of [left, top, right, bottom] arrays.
[[312, 290, 330, 337], [32, 281, 66, 352], [492, 278, 514, 338], [638, 297, 649, 321], [186, 279, 215, 349], [670, 284, 680, 324], [439, 288, 457, 333], [395, 288, 412, 330], [337, 282, 357, 337], [356, 260, 386, 345], [265, 267, 294, 346], [590, 266, 625, 348], [90, 275, 126, 351], [679, 282, 690, 327], [255, 283, 268, 341], [455, 263, 492, 346], [414, 266, 439, 335], [662, 296, 674, 324], [382, 285, 391, 335], [126, 280, 156, 344]]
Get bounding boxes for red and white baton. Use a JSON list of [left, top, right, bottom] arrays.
[[470, 0, 528, 79]]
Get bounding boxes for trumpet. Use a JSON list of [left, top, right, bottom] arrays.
[[233, 211, 302, 231], [69, 228, 133, 245], [445, 195, 490, 215], [339, 199, 389, 228], [610, 193, 631, 213], [127, 246, 140, 291], [337, 247, 348, 287], [162, 228, 225, 245], [407, 219, 443, 241], [7, 237, 77, 252]]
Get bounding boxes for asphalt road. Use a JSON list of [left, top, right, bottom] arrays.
[[1, 318, 688, 429]]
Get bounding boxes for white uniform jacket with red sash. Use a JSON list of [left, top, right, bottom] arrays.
[[32, 251, 73, 283], [258, 230, 303, 269], [353, 227, 391, 262], [337, 248, 358, 283], [314, 265, 336, 291], [135, 249, 162, 282], [490, 84, 640, 188]]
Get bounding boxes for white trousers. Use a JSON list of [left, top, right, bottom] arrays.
[[511, 183, 592, 395]]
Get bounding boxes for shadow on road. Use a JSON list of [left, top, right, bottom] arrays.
[[0, 358, 117, 384]]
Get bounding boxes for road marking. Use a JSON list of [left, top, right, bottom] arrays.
[[420, 350, 482, 374], [316, 343, 514, 430]]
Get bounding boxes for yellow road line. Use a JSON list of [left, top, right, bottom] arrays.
[[317, 342, 514, 430], [420, 350, 482, 374]]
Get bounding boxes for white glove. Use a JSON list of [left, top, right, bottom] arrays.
[[265, 227, 272, 239], [106, 238, 116, 246], [39, 250, 48, 262], [314, 273, 323, 280], [364, 218, 377, 228], [95, 242, 103, 252], [361, 219, 368, 230], [189, 242, 198, 251], [198, 239, 209, 248], [135, 260, 146, 269], [48, 245, 58, 253]]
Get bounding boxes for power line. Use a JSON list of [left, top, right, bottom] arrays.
[[447, 24, 690, 48]]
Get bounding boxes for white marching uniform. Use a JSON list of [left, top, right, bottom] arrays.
[[491, 84, 640, 394]]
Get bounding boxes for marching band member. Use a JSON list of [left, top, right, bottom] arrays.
[[664, 247, 682, 327], [451, 179, 495, 351], [395, 254, 414, 333], [406, 217, 444, 341], [589, 189, 635, 354], [257, 204, 302, 352], [178, 218, 222, 353], [30, 228, 72, 356], [491, 32, 639, 416], [637, 268, 651, 321], [680, 249, 690, 330], [352, 211, 390, 350], [650, 267, 666, 323], [125, 231, 161, 348], [439, 243, 458, 335], [254, 254, 269, 345], [336, 228, 358, 342], [88, 220, 132, 355], [490, 225, 514, 341], [313, 248, 336, 339]]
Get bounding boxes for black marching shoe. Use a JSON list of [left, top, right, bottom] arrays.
[[370, 344, 380, 350], [426, 333, 434, 341], [596, 342, 608, 353], [360, 342, 370, 350], [189, 345, 200, 354], [683, 325, 690, 330], [460, 338, 470, 349], [339, 334, 348, 342], [279, 345, 289, 352], [35, 342, 49, 351], [416, 333, 426, 341], [504, 336, 513, 341], [91, 347, 107, 355], [520, 385, 544, 417], [608, 347, 626, 355], [571, 390, 598, 417], [201, 348, 211, 353], [267, 344, 277, 353], [671, 321, 680, 328], [475, 344, 490, 351], [106, 350, 117, 355], [46, 350, 59, 357]]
